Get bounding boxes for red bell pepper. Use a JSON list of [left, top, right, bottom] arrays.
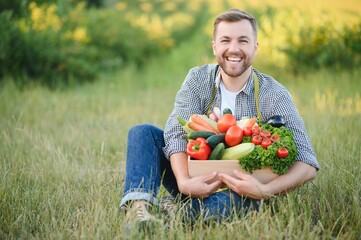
[[186, 137, 211, 160]]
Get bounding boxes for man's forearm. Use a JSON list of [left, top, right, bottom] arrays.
[[170, 152, 189, 186], [262, 161, 317, 197], [169, 152, 223, 197]]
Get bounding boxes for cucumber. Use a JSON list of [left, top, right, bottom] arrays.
[[187, 131, 215, 140], [177, 115, 194, 134], [223, 108, 233, 115], [208, 143, 225, 160], [206, 133, 226, 149], [221, 143, 255, 160]]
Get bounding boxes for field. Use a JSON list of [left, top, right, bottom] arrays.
[[1, 0, 361, 239]]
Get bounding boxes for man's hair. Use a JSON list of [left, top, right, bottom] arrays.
[[213, 9, 258, 40]]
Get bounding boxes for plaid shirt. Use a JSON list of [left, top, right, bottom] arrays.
[[163, 64, 319, 170]]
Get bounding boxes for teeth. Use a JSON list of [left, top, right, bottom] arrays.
[[227, 57, 242, 62]]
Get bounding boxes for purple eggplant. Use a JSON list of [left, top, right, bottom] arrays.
[[265, 115, 285, 127]]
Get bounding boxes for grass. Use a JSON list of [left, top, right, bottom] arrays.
[[1, 30, 361, 240]]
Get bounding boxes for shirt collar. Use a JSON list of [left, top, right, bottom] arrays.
[[216, 67, 255, 95]]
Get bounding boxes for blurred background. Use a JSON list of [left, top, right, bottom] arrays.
[[1, 1, 361, 239], [1, 0, 360, 88]]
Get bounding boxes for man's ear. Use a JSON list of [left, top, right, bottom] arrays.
[[212, 41, 216, 55], [254, 41, 259, 53]]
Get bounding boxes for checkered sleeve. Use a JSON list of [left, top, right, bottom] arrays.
[[258, 73, 320, 170], [163, 65, 217, 159]]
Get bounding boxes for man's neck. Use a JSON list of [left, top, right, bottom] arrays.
[[220, 67, 252, 92]]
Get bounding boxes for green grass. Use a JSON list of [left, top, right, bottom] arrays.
[[1, 31, 361, 239]]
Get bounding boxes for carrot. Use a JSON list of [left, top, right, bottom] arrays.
[[190, 114, 218, 133], [188, 122, 217, 133], [243, 117, 257, 129], [199, 115, 219, 133]]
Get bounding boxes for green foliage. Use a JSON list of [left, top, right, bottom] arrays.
[[284, 22, 361, 72], [0, 11, 96, 88], [0, 0, 27, 18], [0, 11, 21, 78], [81, 8, 161, 68], [1, 0, 360, 89], [0, 1, 204, 88]]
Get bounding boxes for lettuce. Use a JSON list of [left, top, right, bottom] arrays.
[[239, 124, 297, 174]]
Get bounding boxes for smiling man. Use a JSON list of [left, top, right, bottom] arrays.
[[212, 17, 258, 86], [120, 9, 319, 225]]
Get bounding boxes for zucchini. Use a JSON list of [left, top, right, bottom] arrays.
[[221, 143, 255, 160], [206, 133, 226, 149], [208, 143, 225, 160], [223, 108, 233, 115], [177, 115, 194, 134], [187, 131, 215, 140]]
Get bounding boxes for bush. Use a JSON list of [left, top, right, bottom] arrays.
[[4, 1, 359, 88], [80, 8, 160, 68], [0, 8, 96, 88], [0, 11, 22, 78], [284, 22, 361, 72], [0, 1, 201, 88]]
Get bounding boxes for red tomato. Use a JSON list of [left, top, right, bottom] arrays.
[[260, 130, 271, 138], [252, 125, 261, 135], [243, 126, 253, 137], [251, 135, 262, 145], [261, 139, 272, 149], [217, 114, 237, 133], [277, 147, 289, 158], [225, 125, 243, 147], [271, 134, 280, 142]]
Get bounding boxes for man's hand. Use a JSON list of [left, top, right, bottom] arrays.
[[219, 161, 317, 200], [170, 152, 223, 198], [209, 107, 221, 122], [177, 172, 223, 198], [218, 170, 268, 200]]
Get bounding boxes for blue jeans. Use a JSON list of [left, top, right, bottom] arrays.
[[120, 124, 260, 221]]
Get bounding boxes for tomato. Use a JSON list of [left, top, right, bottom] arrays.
[[277, 147, 289, 158], [261, 138, 272, 149], [217, 114, 237, 133], [260, 130, 271, 138], [251, 135, 262, 145], [243, 126, 253, 137], [252, 125, 261, 135], [271, 134, 280, 142], [225, 125, 243, 147]]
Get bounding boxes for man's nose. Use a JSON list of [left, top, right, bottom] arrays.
[[229, 40, 240, 52]]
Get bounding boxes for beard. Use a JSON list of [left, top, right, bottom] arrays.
[[216, 52, 253, 78]]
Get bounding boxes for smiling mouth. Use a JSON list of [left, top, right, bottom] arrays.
[[226, 57, 243, 62]]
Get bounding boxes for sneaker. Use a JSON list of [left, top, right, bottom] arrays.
[[159, 196, 178, 218], [123, 200, 161, 236], [125, 200, 158, 224]]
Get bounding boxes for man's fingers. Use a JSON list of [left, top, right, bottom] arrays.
[[233, 169, 250, 179], [218, 173, 239, 190], [213, 107, 221, 118], [209, 113, 218, 121], [208, 179, 223, 189], [201, 171, 218, 181]]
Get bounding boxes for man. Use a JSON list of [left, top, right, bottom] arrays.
[[120, 9, 319, 224]]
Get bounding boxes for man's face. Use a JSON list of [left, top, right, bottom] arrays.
[[212, 20, 258, 78]]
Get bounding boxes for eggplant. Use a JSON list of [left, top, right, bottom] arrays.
[[265, 115, 285, 128]]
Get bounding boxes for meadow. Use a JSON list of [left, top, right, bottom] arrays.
[[1, 0, 361, 239]]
